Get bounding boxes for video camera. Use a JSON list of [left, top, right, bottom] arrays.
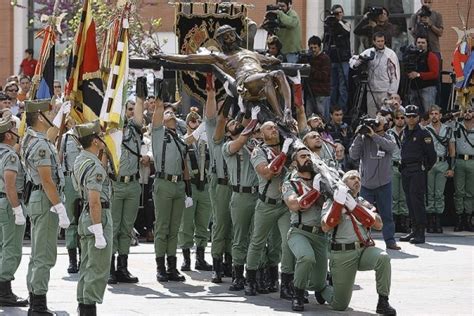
[[324, 9, 338, 26], [367, 6, 384, 21], [418, 5, 432, 18], [262, 4, 281, 34], [352, 50, 375, 81], [358, 117, 380, 135], [297, 51, 314, 63], [401, 44, 424, 73]]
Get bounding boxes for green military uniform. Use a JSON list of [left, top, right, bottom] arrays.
[[73, 122, 113, 309], [453, 120, 474, 231], [282, 175, 331, 299], [321, 198, 392, 312]]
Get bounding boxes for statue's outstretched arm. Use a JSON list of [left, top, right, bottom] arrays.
[[157, 52, 217, 65]]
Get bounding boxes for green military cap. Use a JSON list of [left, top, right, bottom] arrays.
[[24, 99, 52, 113], [0, 116, 15, 134], [75, 120, 102, 139]]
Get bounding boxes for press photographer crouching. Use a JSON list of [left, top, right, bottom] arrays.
[[349, 115, 401, 250]]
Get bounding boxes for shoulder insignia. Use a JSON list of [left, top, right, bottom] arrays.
[[424, 137, 432, 144], [10, 155, 16, 163], [281, 184, 288, 194], [96, 173, 103, 182], [251, 148, 258, 158], [39, 149, 46, 158]]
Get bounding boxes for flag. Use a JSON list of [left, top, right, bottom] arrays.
[[35, 45, 55, 99]]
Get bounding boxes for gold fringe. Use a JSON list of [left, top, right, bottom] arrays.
[[82, 70, 102, 81]]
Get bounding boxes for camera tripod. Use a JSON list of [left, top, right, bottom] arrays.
[[400, 75, 423, 110], [351, 74, 378, 126]]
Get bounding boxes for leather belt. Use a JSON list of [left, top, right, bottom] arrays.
[[232, 185, 258, 194], [436, 156, 446, 162], [191, 177, 208, 186], [117, 173, 140, 183], [331, 242, 366, 251], [392, 161, 401, 167], [457, 154, 474, 160], [157, 172, 183, 183], [217, 178, 228, 186], [0, 192, 23, 200], [291, 223, 325, 234], [259, 194, 281, 205], [100, 202, 110, 209]]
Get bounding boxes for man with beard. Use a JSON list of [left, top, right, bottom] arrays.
[[282, 147, 331, 311], [452, 106, 474, 231], [157, 25, 293, 121], [222, 107, 260, 291], [302, 131, 335, 167], [245, 121, 295, 299], [425, 105, 455, 233]]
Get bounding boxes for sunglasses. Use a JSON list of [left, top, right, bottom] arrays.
[[127, 108, 134, 111], [395, 116, 405, 119], [54, 86, 61, 88], [308, 134, 321, 139], [406, 115, 418, 118]]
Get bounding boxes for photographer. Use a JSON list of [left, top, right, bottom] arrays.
[[265, 35, 286, 62], [349, 115, 400, 250], [323, 4, 351, 112], [354, 7, 398, 49], [410, 0, 444, 57], [407, 35, 440, 114], [326, 106, 352, 152]]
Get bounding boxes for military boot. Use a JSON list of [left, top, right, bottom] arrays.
[[67, 248, 79, 274], [155, 257, 168, 282], [434, 214, 443, 233], [244, 269, 257, 296], [211, 257, 223, 283], [454, 214, 465, 232], [399, 228, 415, 242], [426, 214, 435, 233], [195, 247, 212, 271], [166, 256, 186, 281], [292, 288, 305, 311], [116, 255, 139, 283], [107, 255, 117, 284], [465, 214, 474, 232], [229, 265, 245, 291], [409, 225, 425, 244], [376, 295, 397, 315], [256, 268, 269, 294], [78, 303, 97, 316], [181, 248, 191, 271], [27, 294, 54, 316], [280, 273, 295, 300], [265, 265, 279, 293], [222, 253, 233, 277], [0, 281, 28, 307]]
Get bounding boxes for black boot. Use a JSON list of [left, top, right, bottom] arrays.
[[181, 248, 191, 271], [78, 303, 97, 316], [399, 228, 415, 242], [265, 265, 279, 293], [434, 214, 443, 234], [465, 214, 474, 232], [107, 255, 117, 284], [409, 225, 425, 244], [426, 214, 435, 233], [291, 287, 305, 311], [0, 280, 28, 307], [166, 256, 186, 281], [256, 268, 269, 294], [454, 214, 465, 232], [244, 269, 257, 296], [116, 255, 139, 283], [28, 294, 54, 315], [280, 273, 295, 300], [314, 289, 326, 304], [67, 248, 79, 274], [229, 265, 245, 291], [211, 257, 223, 283], [155, 257, 168, 282], [376, 295, 397, 315], [195, 247, 212, 271], [222, 253, 232, 277]]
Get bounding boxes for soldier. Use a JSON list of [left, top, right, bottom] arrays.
[[303, 130, 335, 166], [222, 107, 260, 291], [425, 105, 455, 233], [178, 108, 212, 272], [282, 147, 331, 311], [0, 116, 28, 307], [321, 170, 396, 315], [151, 94, 190, 283], [399, 105, 436, 244], [21, 99, 68, 315], [60, 123, 83, 274], [245, 122, 295, 299], [453, 106, 474, 231], [108, 98, 144, 284], [73, 120, 113, 316]]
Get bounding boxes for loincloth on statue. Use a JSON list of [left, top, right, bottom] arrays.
[[236, 70, 275, 102]]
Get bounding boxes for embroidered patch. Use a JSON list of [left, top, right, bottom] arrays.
[[96, 174, 103, 182], [424, 137, 432, 144], [281, 184, 288, 194], [9, 155, 16, 163], [39, 149, 46, 158], [251, 148, 258, 158]]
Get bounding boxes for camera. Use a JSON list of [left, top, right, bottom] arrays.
[[352, 50, 375, 81], [401, 44, 424, 73], [418, 5, 432, 17], [324, 10, 338, 25], [297, 51, 313, 63], [262, 4, 281, 34], [358, 117, 380, 135], [367, 6, 384, 20]]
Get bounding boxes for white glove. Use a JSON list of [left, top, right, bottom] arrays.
[[51, 203, 70, 229], [52, 106, 64, 128], [185, 196, 193, 208], [87, 224, 107, 249], [12, 205, 26, 225], [333, 184, 348, 205], [62, 101, 71, 115], [251, 106, 260, 120], [345, 194, 357, 211], [191, 122, 205, 140], [281, 138, 293, 154], [312, 174, 321, 191]]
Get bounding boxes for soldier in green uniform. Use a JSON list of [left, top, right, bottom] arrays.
[[108, 99, 144, 284], [387, 110, 409, 233], [453, 106, 474, 231], [282, 147, 332, 311], [73, 120, 113, 316], [60, 127, 83, 273], [21, 100, 68, 315], [222, 107, 260, 291], [245, 121, 295, 298], [151, 95, 190, 282], [303, 130, 335, 166], [0, 116, 28, 307], [178, 109, 212, 272], [321, 170, 396, 315], [425, 106, 455, 233]]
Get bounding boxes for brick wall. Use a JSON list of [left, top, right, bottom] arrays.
[[0, 3, 13, 86]]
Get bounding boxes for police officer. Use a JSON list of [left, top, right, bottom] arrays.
[[282, 147, 331, 311], [60, 124, 83, 273], [108, 98, 143, 284], [178, 109, 212, 272], [399, 105, 436, 244], [222, 107, 260, 291], [453, 106, 474, 231], [73, 120, 113, 316], [21, 99, 68, 315], [425, 105, 455, 233], [0, 116, 28, 307]]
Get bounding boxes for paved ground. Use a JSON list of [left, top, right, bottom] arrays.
[[1, 228, 473, 316]]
